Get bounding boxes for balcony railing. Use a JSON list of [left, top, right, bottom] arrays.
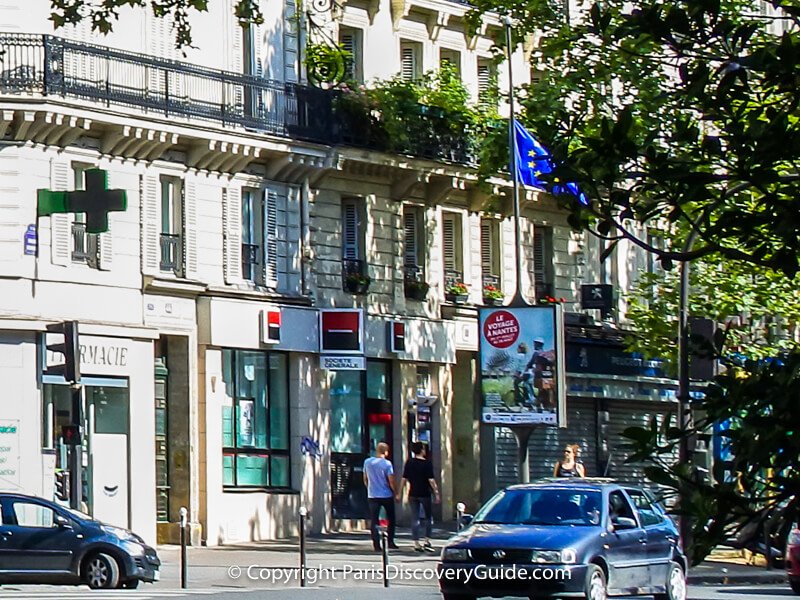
[[0, 33, 475, 165], [241, 242, 259, 281], [159, 233, 181, 274], [71, 221, 92, 263]]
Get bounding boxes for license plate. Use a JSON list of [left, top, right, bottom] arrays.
[[153, 570, 160, 581]]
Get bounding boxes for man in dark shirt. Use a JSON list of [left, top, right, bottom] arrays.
[[398, 441, 440, 552]]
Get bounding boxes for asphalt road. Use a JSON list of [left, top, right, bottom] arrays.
[[0, 584, 795, 600]]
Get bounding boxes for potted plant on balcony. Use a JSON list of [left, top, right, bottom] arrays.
[[405, 279, 430, 301], [344, 272, 371, 294], [445, 282, 470, 304], [482, 284, 504, 306]]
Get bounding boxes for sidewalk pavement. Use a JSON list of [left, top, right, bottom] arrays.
[[155, 529, 788, 589]]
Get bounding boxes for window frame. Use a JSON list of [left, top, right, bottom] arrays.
[[400, 40, 422, 81], [221, 349, 291, 490]]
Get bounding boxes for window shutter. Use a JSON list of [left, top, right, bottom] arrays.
[[264, 187, 279, 288], [141, 174, 159, 275], [183, 180, 198, 279], [481, 220, 493, 276], [50, 160, 71, 267], [223, 187, 242, 284], [283, 0, 299, 82], [477, 63, 491, 98], [404, 211, 418, 267], [342, 201, 359, 260], [341, 32, 355, 81], [284, 185, 301, 292], [401, 45, 416, 81], [442, 214, 456, 271], [533, 225, 548, 286]]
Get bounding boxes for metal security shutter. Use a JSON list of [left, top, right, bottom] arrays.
[[404, 210, 418, 267], [606, 399, 679, 484], [342, 200, 359, 260], [494, 398, 598, 486]]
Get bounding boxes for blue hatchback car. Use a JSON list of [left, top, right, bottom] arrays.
[[0, 492, 160, 589], [438, 479, 686, 600]]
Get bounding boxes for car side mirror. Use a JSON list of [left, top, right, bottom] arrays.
[[54, 514, 73, 529], [611, 516, 637, 530]]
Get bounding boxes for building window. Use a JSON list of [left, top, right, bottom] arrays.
[[342, 197, 368, 290], [339, 27, 363, 83], [221, 350, 290, 488], [442, 212, 464, 289], [71, 163, 98, 266], [481, 218, 501, 288], [533, 225, 554, 299], [241, 188, 263, 283], [477, 58, 497, 106], [403, 205, 425, 282], [400, 40, 422, 81], [159, 176, 183, 275], [439, 48, 461, 78]]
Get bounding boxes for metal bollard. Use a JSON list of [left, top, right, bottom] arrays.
[[456, 502, 466, 532], [381, 528, 389, 588], [179, 506, 188, 589], [299, 506, 308, 587]]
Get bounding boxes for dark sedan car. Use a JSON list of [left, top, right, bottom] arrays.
[[438, 479, 686, 600], [0, 492, 160, 589]]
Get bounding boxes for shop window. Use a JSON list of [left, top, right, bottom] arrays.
[[221, 350, 290, 488], [330, 371, 363, 454]]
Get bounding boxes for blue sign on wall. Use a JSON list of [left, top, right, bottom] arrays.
[[24, 224, 37, 256], [566, 341, 666, 378]]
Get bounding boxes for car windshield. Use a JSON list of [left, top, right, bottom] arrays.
[[473, 488, 602, 526]]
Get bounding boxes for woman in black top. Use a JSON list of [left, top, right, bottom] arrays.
[[553, 445, 585, 477]]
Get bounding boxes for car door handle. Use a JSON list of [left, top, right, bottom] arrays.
[[638, 537, 647, 544], [0, 531, 12, 536]]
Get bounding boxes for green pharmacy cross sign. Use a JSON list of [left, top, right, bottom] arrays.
[[37, 168, 127, 233]]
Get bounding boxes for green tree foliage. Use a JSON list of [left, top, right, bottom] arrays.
[[468, 0, 800, 276], [624, 352, 800, 565], [627, 257, 800, 375], [49, 0, 263, 49]]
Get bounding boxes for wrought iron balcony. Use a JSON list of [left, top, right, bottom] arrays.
[[159, 233, 181, 274], [0, 33, 475, 165]]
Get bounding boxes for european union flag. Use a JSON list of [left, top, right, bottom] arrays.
[[511, 119, 589, 206]]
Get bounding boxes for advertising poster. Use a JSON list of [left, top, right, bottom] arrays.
[[479, 306, 566, 426]]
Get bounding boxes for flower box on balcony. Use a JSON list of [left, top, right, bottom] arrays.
[[344, 274, 371, 294], [405, 280, 430, 301], [445, 293, 470, 304]]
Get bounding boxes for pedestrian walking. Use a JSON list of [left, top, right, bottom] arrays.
[[552, 444, 585, 477], [571, 443, 586, 476], [363, 441, 399, 551], [399, 441, 440, 552]]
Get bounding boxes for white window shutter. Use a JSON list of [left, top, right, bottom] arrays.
[[283, 0, 299, 82], [183, 180, 198, 279], [141, 174, 159, 275], [481, 220, 493, 276], [223, 187, 242, 284], [404, 211, 418, 267], [477, 62, 491, 97], [264, 188, 279, 288], [284, 185, 301, 291], [401, 45, 416, 81], [442, 215, 456, 271], [50, 160, 71, 267], [342, 201, 359, 259]]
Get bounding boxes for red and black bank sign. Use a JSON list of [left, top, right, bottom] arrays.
[[319, 309, 363, 354]]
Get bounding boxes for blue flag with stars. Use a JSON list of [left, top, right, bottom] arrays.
[[511, 119, 589, 205]]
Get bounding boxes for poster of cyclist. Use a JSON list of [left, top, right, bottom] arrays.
[[479, 305, 566, 426]]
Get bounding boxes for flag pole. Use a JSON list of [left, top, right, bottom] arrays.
[[503, 15, 533, 485], [503, 15, 527, 309]]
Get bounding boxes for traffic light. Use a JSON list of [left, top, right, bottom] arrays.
[[61, 424, 82, 446], [45, 321, 80, 383], [54, 470, 69, 501]]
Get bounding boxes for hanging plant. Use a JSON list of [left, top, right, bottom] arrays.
[[305, 42, 350, 87]]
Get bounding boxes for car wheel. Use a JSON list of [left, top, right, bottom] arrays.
[[584, 564, 607, 600], [790, 576, 800, 595], [120, 579, 140, 589], [83, 552, 120, 590], [654, 561, 686, 600]]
